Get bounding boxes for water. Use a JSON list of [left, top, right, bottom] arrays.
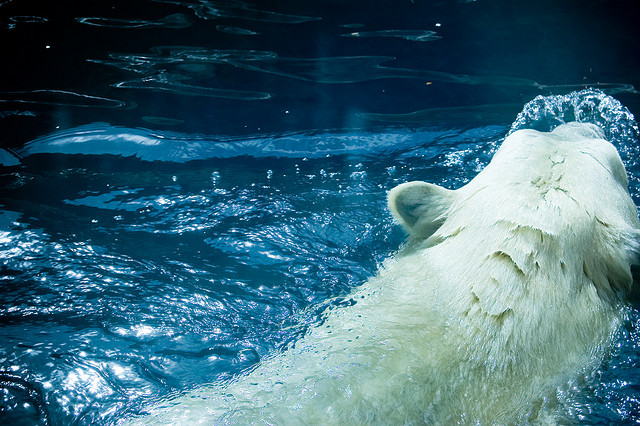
[[1, 0, 640, 424], [1, 90, 639, 425]]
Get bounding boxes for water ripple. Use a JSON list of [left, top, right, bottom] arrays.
[[341, 29, 442, 42], [113, 77, 272, 100], [216, 25, 259, 35], [229, 55, 540, 86], [1, 91, 639, 424], [3, 15, 47, 29], [359, 103, 523, 127], [151, 0, 321, 24], [76, 13, 191, 29], [19, 123, 476, 162], [0, 90, 127, 109], [89, 47, 277, 100]]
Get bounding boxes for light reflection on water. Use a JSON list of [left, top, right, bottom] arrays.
[[1, 0, 639, 421], [0, 122, 493, 423], [0, 150, 416, 424], [0, 90, 640, 424]]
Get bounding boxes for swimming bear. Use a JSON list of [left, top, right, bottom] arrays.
[[131, 122, 640, 424]]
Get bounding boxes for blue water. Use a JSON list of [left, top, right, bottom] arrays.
[[0, 89, 639, 425], [1, 0, 640, 424]]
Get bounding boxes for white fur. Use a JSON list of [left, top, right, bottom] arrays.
[[128, 122, 640, 424]]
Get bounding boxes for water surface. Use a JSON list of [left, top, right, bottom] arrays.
[[1, 0, 640, 424]]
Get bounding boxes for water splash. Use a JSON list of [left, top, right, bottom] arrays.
[[510, 89, 639, 151]]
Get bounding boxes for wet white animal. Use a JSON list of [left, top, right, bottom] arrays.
[[129, 122, 640, 424]]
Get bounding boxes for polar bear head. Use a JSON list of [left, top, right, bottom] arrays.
[[388, 122, 640, 300]]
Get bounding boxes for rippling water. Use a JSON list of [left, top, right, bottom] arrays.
[[2, 0, 640, 424], [0, 90, 639, 424], [0, 134, 467, 423]]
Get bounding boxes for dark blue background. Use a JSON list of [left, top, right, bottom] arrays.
[[1, 0, 639, 146]]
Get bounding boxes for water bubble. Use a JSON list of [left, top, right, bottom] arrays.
[[211, 171, 221, 186]]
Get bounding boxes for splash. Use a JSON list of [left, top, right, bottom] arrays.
[[509, 89, 639, 162]]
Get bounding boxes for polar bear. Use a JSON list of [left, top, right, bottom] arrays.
[[130, 122, 640, 425]]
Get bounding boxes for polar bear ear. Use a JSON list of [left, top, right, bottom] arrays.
[[388, 181, 455, 238]]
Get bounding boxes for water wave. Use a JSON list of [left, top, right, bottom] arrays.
[[89, 45, 539, 93], [141, 116, 185, 126], [229, 55, 539, 86], [76, 13, 191, 29], [3, 15, 47, 29], [216, 25, 259, 36], [341, 29, 442, 42], [89, 47, 277, 100], [18, 123, 484, 162], [0, 90, 127, 109], [9, 90, 638, 170], [150, 0, 320, 24], [1, 90, 639, 425], [0, 147, 400, 423], [359, 103, 523, 126], [113, 78, 272, 100]]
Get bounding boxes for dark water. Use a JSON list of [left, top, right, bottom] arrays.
[[1, 1, 640, 424]]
